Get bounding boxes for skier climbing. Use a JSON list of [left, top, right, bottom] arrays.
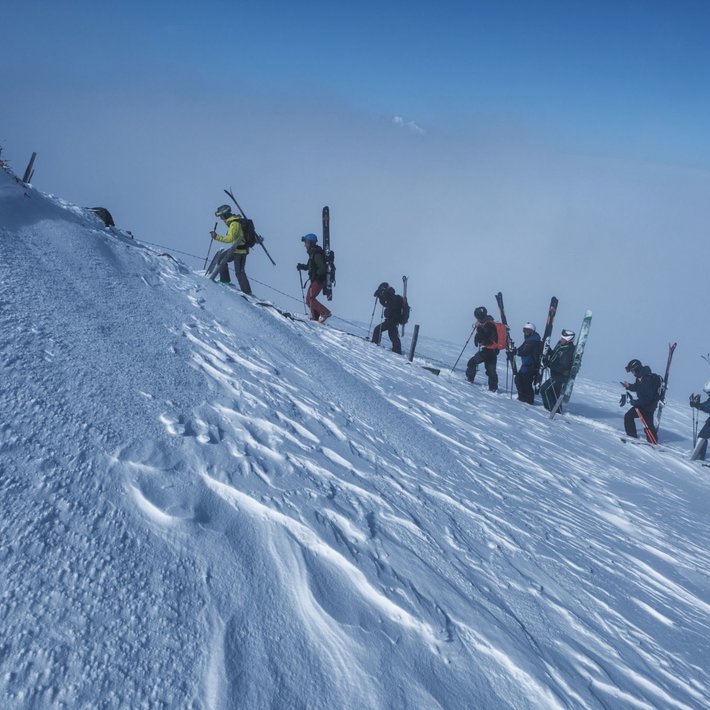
[[621, 359, 660, 442], [465, 306, 500, 392], [513, 323, 542, 404], [210, 204, 252, 294], [689, 382, 710, 460], [539, 330, 575, 411], [297, 233, 331, 323], [371, 282, 403, 354]]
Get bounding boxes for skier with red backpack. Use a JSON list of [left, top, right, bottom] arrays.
[[465, 306, 504, 392]]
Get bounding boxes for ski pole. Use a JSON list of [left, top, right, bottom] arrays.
[[451, 330, 474, 372], [401, 275, 408, 338], [203, 222, 217, 270], [636, 408, 658, 445], [693, 406, 699, 446], [367, 297, 378, 340], [298, 271, 308, 315]]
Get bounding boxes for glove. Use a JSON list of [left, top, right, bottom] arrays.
[[690, 394, 701, 408], [508, 346, 518, 356], [296, 263, 307, 271], [210, 230, 218, 239], [619, 393, 628, 407]]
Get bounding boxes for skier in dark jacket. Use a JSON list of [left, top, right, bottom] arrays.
[[513, 322, 542, 404], [297, 233, 331, 323], [621, 358, 659, 441], [539, 329, 575, 411], [689, 381, 710, 460], [465, 306, 499, 392], [371, 282, 403, 354]]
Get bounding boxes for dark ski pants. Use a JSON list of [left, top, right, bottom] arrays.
[[690, 414, 710, 459], [624, 406, 657, 442], [306, 281, 331, 322], [540, 376, 565, 411], [691, 437, 708, 461], [466, 349, 498, 391], [372, 319, 401, 354], [515, 369, 536, 404], [220, 252, 252, 295]]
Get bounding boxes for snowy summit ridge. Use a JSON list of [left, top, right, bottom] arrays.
[[1, 168, 709, 709]]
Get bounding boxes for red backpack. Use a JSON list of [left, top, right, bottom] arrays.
[[484, 321, 508, 350]]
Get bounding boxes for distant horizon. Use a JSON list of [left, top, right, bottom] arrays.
[[2, 0, 709, 402]]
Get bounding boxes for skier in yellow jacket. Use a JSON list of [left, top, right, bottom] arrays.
[[210, 204, 252, 294]]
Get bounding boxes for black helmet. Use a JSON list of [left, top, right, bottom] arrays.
[[374, 282, 389, 298], [625, 358, 642, 373], [215, 204, 232, 218], [474, 306, 487, 321]]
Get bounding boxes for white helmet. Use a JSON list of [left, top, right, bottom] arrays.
[[703, 381, 710, 395], [523, 322, 536, 333]]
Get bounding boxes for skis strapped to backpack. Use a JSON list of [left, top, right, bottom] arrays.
[[223, 188, 276, 266], [535, 296, 558, 392], [494, 291, 518, 379], [654, 342, 677, 432], [322, 206, 336, 300], [550, 310, 592, 419], [401, 276, 411, 334]]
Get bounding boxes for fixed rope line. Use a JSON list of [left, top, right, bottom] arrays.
[[134, 240, 370, 336], [139, 240, 204, 262]]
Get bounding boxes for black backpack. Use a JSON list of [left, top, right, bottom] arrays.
[[649, 372, 664, 404], [399, 294, 410, 325], [239, 217, 258, 249]]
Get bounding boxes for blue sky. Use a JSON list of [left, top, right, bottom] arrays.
[[5, 0, 709, 157], [3, 0, 710, 398]]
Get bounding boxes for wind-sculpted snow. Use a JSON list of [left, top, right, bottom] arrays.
[[1, 169, 708, 708]]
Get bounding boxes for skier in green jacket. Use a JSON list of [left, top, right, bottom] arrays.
[[210, 204, 252, 295]]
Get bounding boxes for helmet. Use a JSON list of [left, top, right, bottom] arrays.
[[703, 381, 710, 395], [374, 282, 389, 298], [560, 329, 575, 342], [215, 204, 232, 218], [301, 233, 318, 243], [474, 306, 487, 321], [523, 322, 536, 333], [625, 358, 642, 373]]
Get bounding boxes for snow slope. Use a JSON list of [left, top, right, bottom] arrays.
[[1, 168, 709, 709]]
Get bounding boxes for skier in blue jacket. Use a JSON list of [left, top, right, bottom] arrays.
[[513, 322, 542, 404]]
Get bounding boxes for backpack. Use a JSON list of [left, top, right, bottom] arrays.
[[239, 217, 258, 249], [400, 295, 411, 325], [323, 249, 336, 300], [649, 372, 664, 404], [491, 321, 508, 350]]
